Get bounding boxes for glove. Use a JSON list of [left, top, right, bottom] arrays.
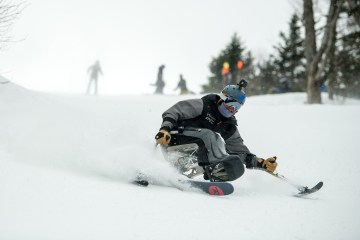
[[155, 129, 171, 145], [257, 156, 278, 173]]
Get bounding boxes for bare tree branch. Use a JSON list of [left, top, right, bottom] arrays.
[[0, 0, 26, 49]]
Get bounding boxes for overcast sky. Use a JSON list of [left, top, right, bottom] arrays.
[[0, 0, 297, 95]]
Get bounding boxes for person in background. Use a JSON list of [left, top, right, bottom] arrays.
[[152, 65, 165, 94], [87, 60, 103, 95], [174, 74, 189, 95]]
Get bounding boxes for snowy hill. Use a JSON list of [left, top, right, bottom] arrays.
[[1, 77, 360, 240]]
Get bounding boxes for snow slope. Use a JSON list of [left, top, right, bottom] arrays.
[[1, 77, 360, 240]]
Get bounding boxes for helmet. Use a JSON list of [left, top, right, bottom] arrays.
[[220, 85, 246, 106], [218, 85, 245, 117], [218, 80, 247, 117]]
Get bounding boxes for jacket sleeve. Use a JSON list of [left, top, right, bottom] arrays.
[[160, 99, 203, 131], [225, 128, 258, 168]]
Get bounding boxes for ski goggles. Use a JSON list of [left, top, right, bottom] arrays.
[[224, 98, 242, 113]]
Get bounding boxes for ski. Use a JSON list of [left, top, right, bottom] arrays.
[[133, 176, 233, 196], [295, 181, 323, 197], [134, 179, 149, 187], [186, 180, 234, 196], [133, 172, 150, 186]]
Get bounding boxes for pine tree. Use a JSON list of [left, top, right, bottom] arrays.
[[251, 56, 279, 95], [336, 25, 360, 98], [202, 33, 254, 93], [273, 14, 306, 92]]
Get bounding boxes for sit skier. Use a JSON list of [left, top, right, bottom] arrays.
[[155, 80, 278, 182]]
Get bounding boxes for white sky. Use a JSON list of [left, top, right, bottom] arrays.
[[0, 0, 297, 95]]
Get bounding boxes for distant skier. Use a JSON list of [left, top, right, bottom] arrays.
[[87, 60, 103, 95], [155, 79, 278, 182], [152, 65, 165, 94], [174, 74, 189, 95]]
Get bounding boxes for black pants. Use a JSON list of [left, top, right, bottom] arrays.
[[168, 132, 244, 181]]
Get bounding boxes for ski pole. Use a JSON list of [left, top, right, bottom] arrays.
[[265, 171, 305, 191]]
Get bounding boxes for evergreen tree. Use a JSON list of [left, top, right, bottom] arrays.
[[323, 0, 360, 99], [249, 56, 279, 95], [273, 14, 306, 92], [202, 33, 254, 93], [335, 22, 360, 98]]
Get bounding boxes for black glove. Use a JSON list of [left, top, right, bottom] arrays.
[[257, 156, 278, 173], [155, 130, 171, 145]]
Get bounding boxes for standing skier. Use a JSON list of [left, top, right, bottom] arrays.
[[87, 60, 103, 95], [152, 65, 165, 94], [174, 74, 188, 95], [155, 80, 278, 182]]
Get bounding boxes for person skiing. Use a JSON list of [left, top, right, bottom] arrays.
[[154, 79, 278, 182], [87, 60, 103, 95], [152, 65, 165, 94], [174, 74, 188, 95]]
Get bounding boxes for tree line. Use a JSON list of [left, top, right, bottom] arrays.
[[202, 0, 360, 103]]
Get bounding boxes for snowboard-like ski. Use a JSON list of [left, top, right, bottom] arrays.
[[187, 180, 234, 195], [295, 181, 323, 197], [134, 178, 234, 196]]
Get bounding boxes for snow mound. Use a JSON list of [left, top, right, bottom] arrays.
[[0, 75, 49, 105]]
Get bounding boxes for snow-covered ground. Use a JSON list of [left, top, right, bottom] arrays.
[[1, 76, 360, 240]]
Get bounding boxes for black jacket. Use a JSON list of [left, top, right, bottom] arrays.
[[160, 94, 258, 167]]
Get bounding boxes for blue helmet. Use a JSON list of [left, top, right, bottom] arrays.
[[220, 85, 246, 106]]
